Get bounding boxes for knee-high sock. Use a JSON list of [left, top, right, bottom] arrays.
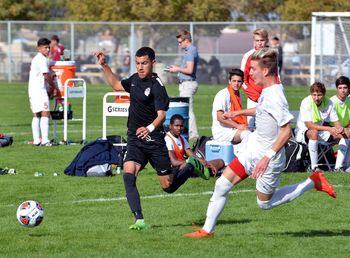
[[344, 139, 350, 169], [40, 116, 49, 144], [335, 138, 349, 169], [308, 139, 318, 169], [162, 164, 192, 193], [31, 117, 40, 144], [123, 173, 143, 220], [257, 178, 314, 209], [203, 176, 233, 233]]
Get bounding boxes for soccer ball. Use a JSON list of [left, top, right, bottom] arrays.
[[16, 200, 44, 227]]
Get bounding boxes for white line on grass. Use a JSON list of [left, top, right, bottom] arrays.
[[3, 189, 254, 207], [3, 184, 346, 208]]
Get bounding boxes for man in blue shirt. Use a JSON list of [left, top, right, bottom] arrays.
[[169, 30, 199, 140]]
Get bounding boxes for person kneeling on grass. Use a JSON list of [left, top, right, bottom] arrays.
[[183, 48, 336, 238], [165, 114, 225, 179]]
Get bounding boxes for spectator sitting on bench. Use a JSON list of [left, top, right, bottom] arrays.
[[294, 82, 350, 172], [165, 114, 224, 177], [211, 68, 251, 144], [330, 76, 350, 172]]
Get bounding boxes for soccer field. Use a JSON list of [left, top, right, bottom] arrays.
[[0, 82, 347, 258]]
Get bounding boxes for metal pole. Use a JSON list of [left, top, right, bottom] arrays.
[[7, 21, 12, 82]]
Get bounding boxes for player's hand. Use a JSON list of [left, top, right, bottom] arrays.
[[53, 88, 61, 97], [252, 157, 270, 179], [223, 111, 237, 119], [206, 162, 218, 176], [95, 51, 107, 66], [169, 65, 178, 73], [136, 127, 149, 139], [236, 124, 248, 130]]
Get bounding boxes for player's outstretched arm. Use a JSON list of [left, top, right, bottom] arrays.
[[95, 51, 123, 91]]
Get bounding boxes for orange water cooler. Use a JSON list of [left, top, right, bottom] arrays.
[[50, 61, 76, 97]]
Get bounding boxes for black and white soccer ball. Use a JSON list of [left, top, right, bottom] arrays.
[[16, 200, 44, 227]]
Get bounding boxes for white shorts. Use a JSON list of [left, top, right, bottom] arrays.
[[296, 129, 331, 145], [29, 92, 50, 113], [212, 127, 239, 142], [235, 132, 285, 195]]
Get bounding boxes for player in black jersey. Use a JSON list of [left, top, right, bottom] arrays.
[[95, 47, 207, 230]]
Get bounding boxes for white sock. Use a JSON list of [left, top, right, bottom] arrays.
[[257, 178, 314, 209], [335, 138, 348, 169], [308, 139, 318, 169], [40, 117, 50, 144], [202, 176, 233, 233], [344, 139, 350, 169], [31, 117, 40, 144]]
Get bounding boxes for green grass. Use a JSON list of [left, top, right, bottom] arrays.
[[0, 81, 347, 258]]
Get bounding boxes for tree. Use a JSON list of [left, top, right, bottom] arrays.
[[0, 0, 65, 20], [277, 0, 350, 21]]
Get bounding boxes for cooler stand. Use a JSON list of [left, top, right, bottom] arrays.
[[102, 92, 129, 141], [102, 92, 130, 174], [50, 78, 87, 145], [63, 78, 87, 144]]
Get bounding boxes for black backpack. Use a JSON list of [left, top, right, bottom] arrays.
[[283, 139, 308, 172], [0, 134, 13, 147], [192, 136, 213, 159]]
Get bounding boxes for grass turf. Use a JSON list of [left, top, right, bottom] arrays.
[[0, 81, 346, 258]]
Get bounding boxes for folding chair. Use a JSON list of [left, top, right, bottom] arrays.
[[316, 140, 339, 171]]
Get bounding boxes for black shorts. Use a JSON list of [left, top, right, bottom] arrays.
[[124, 130, 172, 175]]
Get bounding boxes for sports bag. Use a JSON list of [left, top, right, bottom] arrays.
[[0, 134, 13, 147], [283, 139, 308, 172]]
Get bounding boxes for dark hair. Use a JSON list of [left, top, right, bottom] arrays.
[[335, 76, 350, 88], [229, 68, 244, 80], [310, 82, 326, 95], [37, 38, 51, 47], [170, 114, 184, 125], [272, 36, 279, 41], [51, 35, 59, 42], [135, 47, 155, 61]]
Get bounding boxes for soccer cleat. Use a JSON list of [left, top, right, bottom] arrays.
[[40, 142, 52, 147], [129, 219, 149, 230], [309, 172, 336, 198], [186, 156, 210, 180], [183, 228, 214, 238]]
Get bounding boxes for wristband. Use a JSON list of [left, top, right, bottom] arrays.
[[265, 149, 276, 159], [146, 123, 155, 133]]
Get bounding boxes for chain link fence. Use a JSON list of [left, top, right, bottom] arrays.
[[0, 20, 313, 86]]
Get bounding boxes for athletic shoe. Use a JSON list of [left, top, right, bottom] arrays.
[[311, 167, 324, 173], [309, 172, 336, 198], [183, 228, 214, 238], [332, 167, 345, 173], [186, 156, 210, 180], [40, 142, 52, 147], [129, 219, 149, 230], [0, 168, 8, 175]]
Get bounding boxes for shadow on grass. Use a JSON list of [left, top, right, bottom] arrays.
[[151, 218, 251, 229], [274, 229, 350, 237]]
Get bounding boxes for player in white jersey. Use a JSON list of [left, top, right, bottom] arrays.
[[295, 82, 350, 171], [211, 68, 250, 143], [28, 38, 58, 146], [184, 48, 336, 238], [330, 76, 350, 171]]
